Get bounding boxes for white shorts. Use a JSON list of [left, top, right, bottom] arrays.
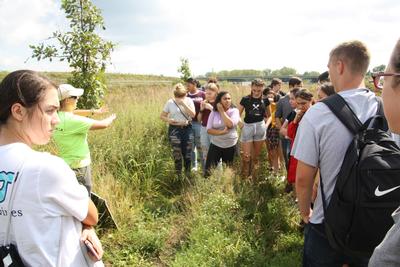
[[240, 121, 266, 143]]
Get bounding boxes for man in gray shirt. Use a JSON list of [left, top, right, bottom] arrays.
[[292, 40, 378, 266]]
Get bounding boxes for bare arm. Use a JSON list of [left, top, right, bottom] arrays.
[[160, 111, 171, 123], [238, 104, 245, 117], [296, 160, 318, 223], [275, 118, 282, 129], [73, 106, 109, 117], [217, 104, 234, 128], [82, 199, 99, 226], [175, 98, 195, 118], [265, 116, 272, 129], [160, 111, 188, 126], [264, 107, 271, 122], [207, 127, 229, 136], [238, 104, 245, 128], [197, 100, 206, 122], [280, 120, 289, 137], [89, 114, 117, 130]]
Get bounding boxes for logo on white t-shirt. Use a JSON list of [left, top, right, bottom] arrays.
[[0, 171, 16, 203]]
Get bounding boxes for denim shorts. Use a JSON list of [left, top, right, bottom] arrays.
[[240, 121, 266, 143]]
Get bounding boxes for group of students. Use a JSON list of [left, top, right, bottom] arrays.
[[0, 37, 399, 266], [160, 79, 240, 177], [160, 38, 400, 267], [160, 72, 334, 192]]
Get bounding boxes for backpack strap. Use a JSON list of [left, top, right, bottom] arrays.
[[375, 96, 384, 116], [321, 94, 363, 135]]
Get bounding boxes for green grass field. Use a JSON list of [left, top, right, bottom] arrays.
[[85, 77, 305, 266], [2, 71, 306, 266]]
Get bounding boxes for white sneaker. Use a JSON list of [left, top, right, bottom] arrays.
[[191, 167, 198, 172]]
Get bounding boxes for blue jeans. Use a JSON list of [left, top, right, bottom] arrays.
[[303, 223, 369, 267], [168, 125, 194, 175], [191, 122, 203, 170], [281, 137, 291, 170], [200, 126, 211, 167]]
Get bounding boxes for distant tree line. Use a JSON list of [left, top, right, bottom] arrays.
[[201, 67, 318, 79], [198, 65, 386, 80]]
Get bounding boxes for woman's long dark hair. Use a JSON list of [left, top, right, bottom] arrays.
[[295, 88, 314, 104], [0, 70, 56, 125], [214, 91, 235, 111]]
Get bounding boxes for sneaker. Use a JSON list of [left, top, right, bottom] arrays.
[[191, 167, 198, 172]]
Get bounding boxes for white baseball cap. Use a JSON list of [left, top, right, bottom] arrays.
[[58, 84, 84, 100]]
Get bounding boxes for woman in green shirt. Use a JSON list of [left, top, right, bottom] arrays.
[[53, 84, 116, 194]]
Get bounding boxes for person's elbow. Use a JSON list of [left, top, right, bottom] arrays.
[[226, 122, 234, 128], [82, 200, 98, 226], [189, 110, 196, 118]]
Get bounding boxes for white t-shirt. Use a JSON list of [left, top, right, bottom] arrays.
[[0, 143, 101, 266], [291, 88, 378, 224], [163, 97, 195, 123]]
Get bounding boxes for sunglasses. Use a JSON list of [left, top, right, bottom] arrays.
[[69, 96, 79, 100], [371, 72, 400, 90]]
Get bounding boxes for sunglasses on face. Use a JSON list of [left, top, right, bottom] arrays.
[[371, 72, 400, 90], [69, 96, 79, 100]]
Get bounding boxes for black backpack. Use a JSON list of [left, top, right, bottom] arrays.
[[320, 93, 400, 258]]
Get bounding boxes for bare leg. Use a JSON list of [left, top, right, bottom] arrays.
[[241, 141, 252, 178]]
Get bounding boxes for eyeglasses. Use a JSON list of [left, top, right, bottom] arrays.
[[371, 72, 400, 90], [69, 96, 79, 100]]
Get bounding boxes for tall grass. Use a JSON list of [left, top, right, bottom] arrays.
[[80, 80, 305, 266]]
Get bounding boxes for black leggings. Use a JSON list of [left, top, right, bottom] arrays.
[[205, 143, 236, 177]]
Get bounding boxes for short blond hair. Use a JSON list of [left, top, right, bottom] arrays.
[[329, 40, 370, 76], [173, 83, 187, 97]]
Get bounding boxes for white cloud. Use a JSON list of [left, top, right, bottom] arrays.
[[0, 0, 62, 45], [1, 0, 399, 75]]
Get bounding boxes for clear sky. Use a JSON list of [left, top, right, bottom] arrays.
[[0, 0, 399, 76]]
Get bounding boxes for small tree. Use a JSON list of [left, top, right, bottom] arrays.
[[372, 64, 386, 73], [177, 57, 192, 82], [30, 0, 115, 108]]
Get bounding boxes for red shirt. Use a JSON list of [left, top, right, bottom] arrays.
[[287, 121, 299, 184]]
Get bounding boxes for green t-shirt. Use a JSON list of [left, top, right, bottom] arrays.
[[53, 111, 94, 169]]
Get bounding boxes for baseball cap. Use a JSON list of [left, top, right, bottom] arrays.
[[58, 84, 84, 100]]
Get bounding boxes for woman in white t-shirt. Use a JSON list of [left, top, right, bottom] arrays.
[[0, 70, 103, 266], [160, 83, 196, 176]]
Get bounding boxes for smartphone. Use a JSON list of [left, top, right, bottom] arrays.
[[84, 240, 101, 261]]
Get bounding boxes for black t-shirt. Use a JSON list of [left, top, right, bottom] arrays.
[[240, 95, 270, 123], [286, 111, 296, 123]]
